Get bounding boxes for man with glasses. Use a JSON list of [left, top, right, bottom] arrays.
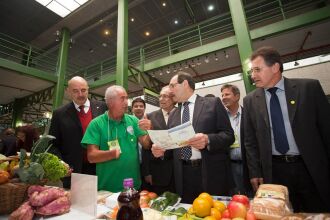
[[243, 46, 330, 212], [152, 72, 234, 203], [49, 76, 107, 188], [139, 86, 176, 194], [81, 85, 151, 192]]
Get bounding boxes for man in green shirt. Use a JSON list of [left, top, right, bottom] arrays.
[[81, 85, 151, 192]]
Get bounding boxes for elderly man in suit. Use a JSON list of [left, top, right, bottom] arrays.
[[152, 72, 234, 203], [49, 76, 107, 188], [243, 46, 330, 212], [140, 86, 176, 194]]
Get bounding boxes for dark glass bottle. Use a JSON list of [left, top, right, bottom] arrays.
[[116, 178, 143, 220]]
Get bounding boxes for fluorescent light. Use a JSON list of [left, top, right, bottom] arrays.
[[47, 1, 71, 17], [56, 0, 80, 11], [35, 0, 52, 6]]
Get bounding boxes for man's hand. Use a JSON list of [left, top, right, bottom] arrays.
[[138, 115, 152, 130], [187, 133, 209, 150], [151, 144, 165, 158], [144, 175, 152, 185], [250, 177, 264, 191], [111, 148, 121, 159]]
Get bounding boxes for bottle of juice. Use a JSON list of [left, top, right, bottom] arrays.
[[116, 178, 143, 220]]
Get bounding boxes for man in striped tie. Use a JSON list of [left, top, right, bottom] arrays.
[[151, 72, 235, 203]]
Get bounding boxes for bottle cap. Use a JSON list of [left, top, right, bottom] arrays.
[[123, 178, 134, 188]]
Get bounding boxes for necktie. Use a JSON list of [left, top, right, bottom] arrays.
[[181, 102, 192, 160], [268, 88, 289, 154], [79, 105, 86, 115]]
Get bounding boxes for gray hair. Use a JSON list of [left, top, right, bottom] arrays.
[[104, 85, 126, 103]]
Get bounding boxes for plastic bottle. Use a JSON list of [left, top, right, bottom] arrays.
[[116, 178, 143, 220]]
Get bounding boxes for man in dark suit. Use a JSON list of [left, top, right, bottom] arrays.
[[221, 84, 252, 196], [140, 86, 176, 195], [243, 46, 330, 212], [49, 76, 107, 188], [152, 72, 234, 203]]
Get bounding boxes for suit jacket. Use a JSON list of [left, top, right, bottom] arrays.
[[243, 77, 330, 206], [142, 109, 174, 187], [49, 100, 107, 174], [168, 95, 235, 196]]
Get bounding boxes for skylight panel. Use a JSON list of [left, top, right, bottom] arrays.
[[35, 0, 52, 6], [47, 1, 71, 17], [34, 0, 89, 17], [56, 0, 80, 11]]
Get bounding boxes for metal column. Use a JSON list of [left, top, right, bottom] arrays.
[[11, 98, 24, 128], [53, 27, 70, 109], [228, 0, 255, 93], [116, 0, 128, 90]]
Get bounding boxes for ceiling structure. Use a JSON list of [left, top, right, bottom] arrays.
[[0, 0, 330, 126]]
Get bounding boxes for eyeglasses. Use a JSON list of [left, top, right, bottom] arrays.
[[169, 82, 180, 88]]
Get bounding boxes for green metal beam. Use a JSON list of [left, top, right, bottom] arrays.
[[53, 28, 70, 109], [228, 0, 255, 93], [89, 6, 330, 89], [116, 0, 129, 89], [11, 98, 24, 128], [250, 5, 330, 39], [0, 58, 57, 82]]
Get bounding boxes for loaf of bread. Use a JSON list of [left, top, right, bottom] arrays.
[[251, 184, 292, 220]]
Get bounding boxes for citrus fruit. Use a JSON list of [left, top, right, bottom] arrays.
[[198, 192, 214, 207], [213, 200, 226, 213], [210, 208, 221, 220], [188, 206, 194, 215], [203, 216, 217, 220], [193, 197, 212, 217]]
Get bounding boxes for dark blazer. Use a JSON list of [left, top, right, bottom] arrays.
[[49, 100, 107, 174], [168, 95, 235, 196], [143, 109, 174, 188], [243, 77, 330, 207]]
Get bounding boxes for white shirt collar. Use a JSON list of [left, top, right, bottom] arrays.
[[73, 99, 90, 112], [186, 93, 197, 104]]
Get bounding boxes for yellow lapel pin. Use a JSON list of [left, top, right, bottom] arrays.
[[290, 100, 295, 105]]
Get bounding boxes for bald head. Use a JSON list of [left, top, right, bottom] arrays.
[[67, 76, 89, 106]]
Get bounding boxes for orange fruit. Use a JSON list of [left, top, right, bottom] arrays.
[[213, 200, 226, 213], [203, 216, 217, 220], [198, 192, 214, 207], [193, 197, 212, 217], [188, 206, 194, 215], [210, 208, 221, 220]]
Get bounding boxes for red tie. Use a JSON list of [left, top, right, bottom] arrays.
[[79, 105, 86, 115]]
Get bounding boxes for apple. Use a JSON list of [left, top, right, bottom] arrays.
[[148, 192, 158, 199], [232, 218, 245, 220], [227, 201, 247, 219], [246, 211, 257, 220], [232, 194, 250, 208], [221, 209, 230, 218]]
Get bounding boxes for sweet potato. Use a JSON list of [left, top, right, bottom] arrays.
[[35, 196, 70, 216], [28, 185, 47, 197], [9, 201, 34, 220], [29, 187, 67, 207]]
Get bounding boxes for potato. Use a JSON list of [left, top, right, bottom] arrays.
[[28, 185, 47, 197], [29, 187, 66, 207], [35, 196, 70, 216], [9, 201, 34, 220]]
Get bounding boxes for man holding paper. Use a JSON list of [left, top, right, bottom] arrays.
[[152, 72, 235, 203]]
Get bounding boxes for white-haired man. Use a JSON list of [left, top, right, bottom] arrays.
[[81, 85, 151, 192]]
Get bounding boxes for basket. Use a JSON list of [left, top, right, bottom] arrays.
[[0, 182, 29, 214]]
